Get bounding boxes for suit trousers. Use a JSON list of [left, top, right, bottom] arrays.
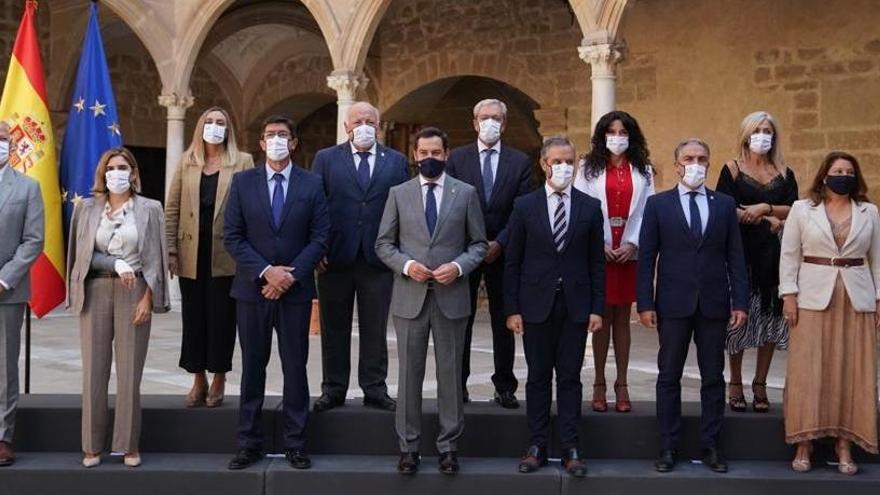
[[237, 299, 311, 451], [0, 303, 25, 443], [522, 290, 588, 450], [656, 311, 727, 450], [80, 278, 151, 454], [394, 290, 466, 453], [463, 259, 517, 394], [317, 261, 392, 400]]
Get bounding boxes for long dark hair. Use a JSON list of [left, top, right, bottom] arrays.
[[808, 151, 870, 206], [582, 110, 652, 179]]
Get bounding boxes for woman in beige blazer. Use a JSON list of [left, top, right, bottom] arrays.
[[165, 106, 253, 408], [779, 151, 880, 474], [66, 147, 170, 468]]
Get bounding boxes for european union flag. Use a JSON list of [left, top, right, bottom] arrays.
[[60, 2, 122, 233]]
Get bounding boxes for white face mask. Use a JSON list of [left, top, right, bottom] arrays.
[[682, 163, 707, 189], [0, 140, 8, 165], [265, 137, 290, 162], [202, 123, 226, 145], [352, 124, 376, 149], [606, 135, 629, 156], [549, 162, 574, 189], [105, 169, 131, 194], [478, 118, 502, 145], [748, 133, 773, 155]]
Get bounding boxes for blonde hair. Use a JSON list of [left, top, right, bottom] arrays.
[[182, 106, 241, 168], [736, 111, 787, 174], [92, 147, 141, 196]]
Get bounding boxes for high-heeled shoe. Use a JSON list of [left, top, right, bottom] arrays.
[[206, 377, 226, 408], [185, 384, 207, 408], [728, 382, 746, 412], [836, 444, 858, 475], [791, 443, 812, 473], [614, 382, 631, 413], [591, 383, 607, 412], [752, 381, 770, 413]]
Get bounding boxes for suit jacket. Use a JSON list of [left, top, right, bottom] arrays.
[[311, 142, 409, 269], [636, 186, 748, 319], [574, 164, 655, 247], [446, 142, 533, 246], [375, 175, 488, 320], [66, 195, 171, 314], [0, 167, 44, 305], [779, 199, 880, 312], [504, 187, 606, 323], [164, 151, 254, 279], [223, 163, 330, 304]]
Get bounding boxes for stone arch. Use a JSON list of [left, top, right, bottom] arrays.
[[245, 53, 336, 128], [246, 92, 337, 166], [568, 0, 630, 41]]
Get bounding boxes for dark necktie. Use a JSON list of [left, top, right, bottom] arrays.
[[552, 191, 567, 252], [356, 151, 371, 190], [482, 149, 495, 202], [425, 182, 438, 237], [272, 173, 285, 228], [688, 191, 702, 241]]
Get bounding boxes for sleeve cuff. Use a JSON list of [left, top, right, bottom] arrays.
[[0, 279, 9, 290], [403, 260, 414, 277], [452, 262, 463, 277], [259, 265, 272, 280]]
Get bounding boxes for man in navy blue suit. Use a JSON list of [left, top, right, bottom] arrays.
[[224, 115, 330, 471], [637, 138, 748, 474], [504, 136, 605, 478], [312, 102, 409, 413], [446, 99, 534, 408]]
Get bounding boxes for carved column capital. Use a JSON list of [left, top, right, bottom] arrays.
[[326, 70, 369, 102], [578, 42, 625, 78], [158, 93, 194, 120]]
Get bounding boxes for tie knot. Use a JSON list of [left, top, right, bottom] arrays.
[[273, 173, 284, 183], [554, 191, 566, 199], [357, 151, 370, 160], [688, 191, 699, 198], [484, 148, 495, 155], [426, 182, 437, 191]]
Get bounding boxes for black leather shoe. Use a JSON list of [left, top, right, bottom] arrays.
[[313, 394, 344, 412], [285, 449, 312, 469], [561, 448, 587, 478], [363, 394, 396, 411], [518, 445, 548, 473], [228, 448, 263, 470], [702, 447, 728, 473], [438, 451, 459, 475], [494, 391, 520, 409], [655, 449, 676, 472], [398, 452, 420, 474]]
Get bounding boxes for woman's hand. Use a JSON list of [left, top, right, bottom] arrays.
[[604, 246, 619, 263], [168, 254, 178, 279], [133, 289, 152, 325], [782, 295, 798, 328], [613, 242, 638, 262], [765, 216, 783, 234], [741, 203, 770, 224]]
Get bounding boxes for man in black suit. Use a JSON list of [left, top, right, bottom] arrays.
[[504, 136, 605, 478], [637, 138, 749, 474], [446, 99, 534, 408]]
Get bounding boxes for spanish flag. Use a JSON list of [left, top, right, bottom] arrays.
[[0, 0, 65, 317]]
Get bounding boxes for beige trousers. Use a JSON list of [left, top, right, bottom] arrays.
[[80, 278, 151, 454]]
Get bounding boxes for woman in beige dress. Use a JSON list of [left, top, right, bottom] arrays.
[[779, 151, 879, 475]]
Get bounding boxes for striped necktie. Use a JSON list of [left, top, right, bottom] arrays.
[[552, 191, 567, 252]]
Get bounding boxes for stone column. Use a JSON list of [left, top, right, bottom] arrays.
[[327, 70, 368, 144], [578, 42, 625, 131]]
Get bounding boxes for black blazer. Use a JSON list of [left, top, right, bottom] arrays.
[[446, 141, 534, 245], [504, 187, 606, 323]]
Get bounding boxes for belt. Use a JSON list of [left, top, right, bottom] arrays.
[[802, 256, 864, 268], [609, 216, 627, 228], [87, 270, 144, 279]]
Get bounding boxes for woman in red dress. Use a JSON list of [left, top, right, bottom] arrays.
[[574, 111, 654, 412]]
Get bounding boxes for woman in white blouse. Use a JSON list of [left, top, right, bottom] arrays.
[[66, 147, 170, 468]]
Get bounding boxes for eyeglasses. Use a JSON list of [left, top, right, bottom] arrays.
[[263, 131, 292, 139]]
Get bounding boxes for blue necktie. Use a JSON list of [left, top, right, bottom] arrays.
[[425, 182, 438, 237], [688, 191, 702, 241], [356, 151, 371, 190], [272, 173, 285, 228], [482, 149, 495, 202]]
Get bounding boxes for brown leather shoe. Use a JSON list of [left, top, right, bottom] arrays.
[[0, 441, 15, 467], [518, 445, 548, 473]]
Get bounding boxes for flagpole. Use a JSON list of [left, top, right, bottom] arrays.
[[24, 307, 31, 394]]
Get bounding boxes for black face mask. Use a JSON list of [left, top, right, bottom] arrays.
[[418, 157, 446, 179], [826, 175, 857, 196]]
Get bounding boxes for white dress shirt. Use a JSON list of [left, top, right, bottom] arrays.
[[403, 172, 462, 278], [266, 161, 292, 203], [544, 182, 572, 229], [350, 141, 377, 177], [677, 182, 709, 235], [95, 198, 142, 272], [477, 139, 501, 182]]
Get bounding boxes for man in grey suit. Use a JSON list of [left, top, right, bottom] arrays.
[[0, 121, 45, 466], [376, 127, 487, 475]]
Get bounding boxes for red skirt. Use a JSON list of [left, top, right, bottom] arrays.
[[605, 260, 637, 306]]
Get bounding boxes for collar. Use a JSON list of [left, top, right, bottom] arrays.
[[419, 172, 446, 188], [103, 197, 134, 216], [545, 182, 572, 198], [677, 182, 707, 196], [350, 141, 377, 156], [266, 161, 292, 182], [478, 139, 501, 154]]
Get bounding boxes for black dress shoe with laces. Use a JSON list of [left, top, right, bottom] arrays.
[[438, 451, 460, 474], [398, 452, 420, 474], [518, 445, 549, 473], [655, 449, 676, 472], [494, 391, 520, 409], [228, 448, 263, 470], [285, 449, 312, 469], [313, 394, 344, 412], [561, 448, 587, 478], [363, 394, 396, 411], [702, 447, 728, 473]]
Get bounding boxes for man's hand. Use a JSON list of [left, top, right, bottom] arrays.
[[169, 254, 178, 279], [729, 310, 747, 330], [262, 284, 284, 300], [0, 285, 6, 295], [484, 241, 503, 264], [432, 263, 459, 285], [316, 256, 329, 274], [783, 295, 798, 328], [407, 262, 433, 283], [132, 291, 152, 325], [588, 314, 603, 333], [639, 310, 657, 329], [613, 242, 637, 263], [265, 266, 295, 291], [506, 314, 524, 335]]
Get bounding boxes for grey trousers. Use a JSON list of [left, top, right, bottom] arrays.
[[80, 278, 151, 454], [0, 303, 25, 443], [393, 291, 466, 453]]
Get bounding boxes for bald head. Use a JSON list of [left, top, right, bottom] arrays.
[[345, 101, 380, 151]]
